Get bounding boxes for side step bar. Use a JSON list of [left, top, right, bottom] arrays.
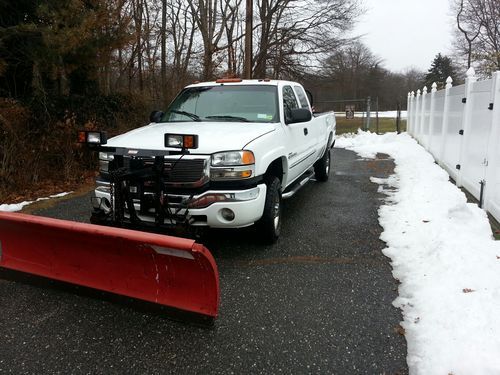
[[282, 169, 315, 199]]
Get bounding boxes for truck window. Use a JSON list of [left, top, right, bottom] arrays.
[[282, 86, 299, 123], [164, 85, 279, 123], [293, 86, 310, 109]]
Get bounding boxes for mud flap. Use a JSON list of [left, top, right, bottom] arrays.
[[0, 212, 219, 319]]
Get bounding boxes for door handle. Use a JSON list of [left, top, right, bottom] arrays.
[[304, 128, 308, 135]]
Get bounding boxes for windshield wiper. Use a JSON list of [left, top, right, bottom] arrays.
[[168, 109, 201, 122], [205, 115, 250, 122]]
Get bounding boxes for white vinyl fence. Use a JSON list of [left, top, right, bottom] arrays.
[[407, 68, 500, 223]]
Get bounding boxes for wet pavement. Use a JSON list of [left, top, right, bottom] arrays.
[[0, 148, 407, 374]]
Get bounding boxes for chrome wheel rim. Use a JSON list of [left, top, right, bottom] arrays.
[[273, 195, 280, 230], [326, 152, 330, 175]]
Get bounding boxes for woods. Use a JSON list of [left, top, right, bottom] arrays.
[[3, 0, 497, 200], [0, 0, 367, 200], [0, 0, 365, 102]]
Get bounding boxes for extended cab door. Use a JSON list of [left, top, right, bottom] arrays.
[[281, 85, 317, 184], [293, 84, 326, 157]]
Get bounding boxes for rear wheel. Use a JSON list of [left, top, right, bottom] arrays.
[[256, 177, 282, 244], [314, 147, 331, 182]]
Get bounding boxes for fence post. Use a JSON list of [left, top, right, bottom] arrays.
[[438, 77, 453, 162], [366, 96, 371, 131], [407, 92, 412, 134], [456, 67, 477, 188], [411, 91, 415, 135], [427, 82, 438, 154], [484, 71, 500, 214], [415, 89, 421, 140], [396, 102, 401, 134], [407, 91, 415, 138], [421, 86, 428, 146]]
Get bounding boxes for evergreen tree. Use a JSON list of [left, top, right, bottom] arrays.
[[425, 53, 459, 88]]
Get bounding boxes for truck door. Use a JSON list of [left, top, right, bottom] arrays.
[[282, 85, 316, 184], [293, 84, 323, 157]]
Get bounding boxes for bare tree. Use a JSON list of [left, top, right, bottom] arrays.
[[452, 0, 500, 75], [161, 0, 167, 101], [187, 0, 243, 79], [167, 0, 197, 97], [321, 41, 382, 99], [253, 0, 361, 79], [456, 0, 481, 68], [474, 0, 500, 71]]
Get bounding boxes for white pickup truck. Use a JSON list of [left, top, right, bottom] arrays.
[[89, 79, 335, 243]]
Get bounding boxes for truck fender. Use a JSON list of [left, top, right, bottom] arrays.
[[257, 148, 289, 183], [328, 132, 335, 149]]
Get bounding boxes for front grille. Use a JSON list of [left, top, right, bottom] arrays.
[[139, 158, 207, 183], [163, 159, 205, 182]]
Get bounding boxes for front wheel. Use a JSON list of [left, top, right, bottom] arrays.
[[256, 177, 282, 244], [314, 147, 331, 182]]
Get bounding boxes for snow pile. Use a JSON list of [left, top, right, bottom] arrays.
[[0, 192, 72, 212], [336, 131, 500, 374]]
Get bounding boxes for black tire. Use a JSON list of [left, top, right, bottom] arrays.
[[256, 177, 282, 244], [314, 147, 331, 182]]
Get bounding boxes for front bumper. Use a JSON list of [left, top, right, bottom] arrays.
[[93, 182, 267, 228]]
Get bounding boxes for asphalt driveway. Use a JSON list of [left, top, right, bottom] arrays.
[[0, 148, 407, 374]]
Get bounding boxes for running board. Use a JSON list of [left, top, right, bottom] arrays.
[[282, 169, 315, 199]]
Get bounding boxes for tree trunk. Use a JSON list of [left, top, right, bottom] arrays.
[[161, 0, 167, 102]]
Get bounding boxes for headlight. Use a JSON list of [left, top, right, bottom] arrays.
[[210, 151, 255, 180], [211, 151, 255, 166], [99, 152, 114, 173]]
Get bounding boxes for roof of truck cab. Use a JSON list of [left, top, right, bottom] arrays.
[[185, 79, 301, 88]]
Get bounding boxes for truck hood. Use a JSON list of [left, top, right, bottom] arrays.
[[106, 121, 276, 154]]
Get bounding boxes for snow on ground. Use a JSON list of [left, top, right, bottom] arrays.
[[336, 131, 500, 375], [0, 192, 73, 212]]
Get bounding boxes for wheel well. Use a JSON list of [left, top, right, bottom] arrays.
[[328, 132, 334, 148], [264, 158, 285, 183]]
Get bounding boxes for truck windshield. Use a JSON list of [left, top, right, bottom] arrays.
[[163, 85, 279, 123]]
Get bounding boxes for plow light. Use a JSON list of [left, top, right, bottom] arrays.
[[78, 131, 108, 145], [165, 133, 198, 149]]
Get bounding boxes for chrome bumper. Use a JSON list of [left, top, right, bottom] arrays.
[[93, 182, 267, 228]]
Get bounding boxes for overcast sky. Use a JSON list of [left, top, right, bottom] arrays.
[[353, 0, 455, 73]]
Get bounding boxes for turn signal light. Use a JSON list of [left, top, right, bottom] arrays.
[[241, 151, 255, 165]]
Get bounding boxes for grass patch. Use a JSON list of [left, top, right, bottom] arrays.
[[21, 182, 95, 214], [336, 117, 407, 135]]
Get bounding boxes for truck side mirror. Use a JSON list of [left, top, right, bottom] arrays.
[[149, 110, 164, 123], [287, 108, 312, 124]]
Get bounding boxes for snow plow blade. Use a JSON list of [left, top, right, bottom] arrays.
[[0, 212, 219, 319]]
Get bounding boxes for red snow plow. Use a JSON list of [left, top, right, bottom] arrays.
[[0, 211, 219, 319]]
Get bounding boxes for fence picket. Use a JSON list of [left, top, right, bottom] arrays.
[[484, 72, 500, 219]]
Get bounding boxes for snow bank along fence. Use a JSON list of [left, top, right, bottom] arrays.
[[407, 68, 500, 223]]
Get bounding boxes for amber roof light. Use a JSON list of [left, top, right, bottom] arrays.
[[216, 78, 243, 83]]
